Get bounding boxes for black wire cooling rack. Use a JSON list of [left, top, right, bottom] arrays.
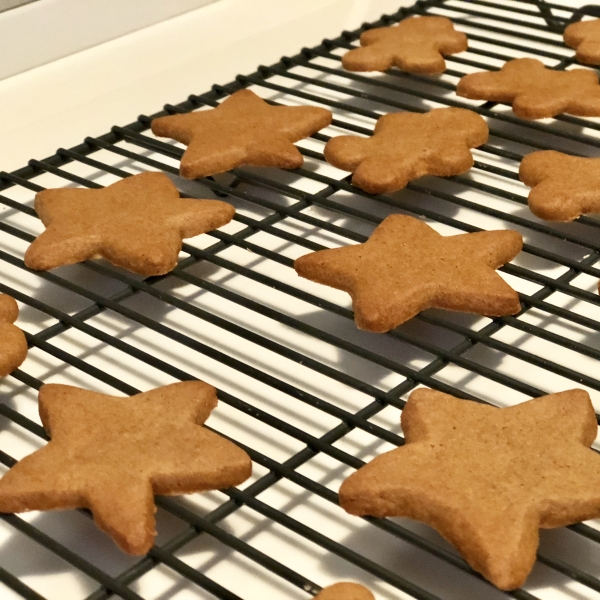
[[2, 0, 600, 599]]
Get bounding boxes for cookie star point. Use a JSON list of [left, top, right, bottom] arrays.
[[339, 388, 600, 589], [151, 89, 332, 179], [294, 215, 521, 332], [0, 381, 252, 554], [24, 172, 235, 276]]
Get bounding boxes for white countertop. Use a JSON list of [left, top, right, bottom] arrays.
[[2, 2, 598, 600], [0, 0, 406, 173]]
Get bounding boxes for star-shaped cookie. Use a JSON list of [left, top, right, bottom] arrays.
[[24, 172, 235, 276], [323, 107, 488, 194], [316, 583, 374, 600], [294, 215, 522, 332], [0, 381, 252, 554], [339, 388, 600, 590], [456, 58, 600, 119], [342, 16, 467, 74], [150, 89, 332, 179], [0, 294, 27, 377], [519, 150, 600, 221], [564, 19, 600, 65]]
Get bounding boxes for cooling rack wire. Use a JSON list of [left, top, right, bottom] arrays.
[[1, 0, 600, 599]]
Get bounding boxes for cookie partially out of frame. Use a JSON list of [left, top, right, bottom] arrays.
[[294, 214, 522, 332], [339, 388, 600, 590], [342, 16, 467, 74], [457, 58, 600, 119], [564, 19, 600, 65], [24, 172, 235, 276], [519, 150, 600, 221], [0, 381, 252, 555], [151, 89, 332, 179], [323, 107, 488, 194], [0, 294, 27, 377], [316, 582, 375, 600]]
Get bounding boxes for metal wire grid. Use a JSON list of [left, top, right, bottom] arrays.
[[1, 0, 600, 598]]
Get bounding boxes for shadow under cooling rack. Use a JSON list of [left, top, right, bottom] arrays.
[[2, 0, 600, 599]]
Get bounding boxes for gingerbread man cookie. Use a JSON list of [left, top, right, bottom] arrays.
[[564, 19, 600, 65], [316, 582, 374, 600], [324, 107, 488, 194], [519, 150, 600, 221], [0, 294, 27, 377], [457, 58, 600, 119], [342, 16, 467, 74]]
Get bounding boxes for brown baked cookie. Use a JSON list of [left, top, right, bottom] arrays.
[[339, 388, 600, 590], [0, 381, 252, 554], [294, 214, 522, 332], [519, 150, 600, 221], [323, 107, 488, 194], [0, 294, 27, 377], [456, 58, 600, 119], [564, 19, 600, 65], [316, 582, 375, 600], [151, 89, 332, 179], [24, 172, 235, 276], [342, 16, 467, 74]]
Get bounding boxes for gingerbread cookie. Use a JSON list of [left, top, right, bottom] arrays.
[[564, 19, 600, 65], [342, 16, 467, 74], [0, 294, 27, 377], [316, 582, 375, 600], [294, 215, 522, 332], [24, 172, 235, 276], [0, 381, 252, 554], [339, 388, 600, 590], [151, 89, 332, 179], [456, 58, 600, 119], [519, 150, 600, 221], [323, 107, 488, 194]]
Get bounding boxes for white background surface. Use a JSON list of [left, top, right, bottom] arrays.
[[0, 0, 405, 174], [1, 1, 599, 599], [0, 0, 37, 13], [0, 0, 219, 80]]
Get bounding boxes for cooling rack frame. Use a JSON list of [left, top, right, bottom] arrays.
[[2, 1, 600, 599]]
